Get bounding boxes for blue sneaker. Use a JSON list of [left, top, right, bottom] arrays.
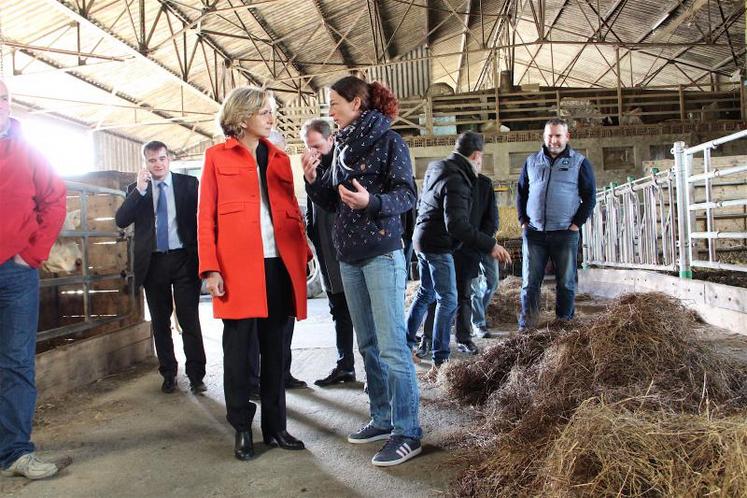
[[371, 436, 422, 466], [347, 423, 391, 444]]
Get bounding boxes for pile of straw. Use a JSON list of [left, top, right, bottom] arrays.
[[543, 400, 747, 497], [485, 276, 556, 324], [495, 207, 522, 239], [442, 292, 747, 497]]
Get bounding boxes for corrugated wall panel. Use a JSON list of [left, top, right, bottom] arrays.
[[367, 47, 431, 99], [93, 132, 142, 174]]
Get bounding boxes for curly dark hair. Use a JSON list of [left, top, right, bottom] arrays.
[[330, 76, 399, 120]]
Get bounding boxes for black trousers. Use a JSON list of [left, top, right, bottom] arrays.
[[327, 291, 355, 371], [246, 312, 295, 390], [422, 267, 474, 344], [222, 258, 293, 434], [143, 249, 206, 383]]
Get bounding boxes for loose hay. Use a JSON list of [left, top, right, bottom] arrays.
[[542, 399, 747, 497], [495, 207, 522, 239], [444, 292, 747, 497], [485, 276, 556, 324]]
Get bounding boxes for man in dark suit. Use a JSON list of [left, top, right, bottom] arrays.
[[115, 141, 207, 394]]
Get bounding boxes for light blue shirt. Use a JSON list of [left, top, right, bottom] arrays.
[[138, 171, 183, 250]]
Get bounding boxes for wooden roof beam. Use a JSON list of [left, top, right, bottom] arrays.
[[43, 0, 243, 105], [12, 47, 214, 140], [236, 0, 318, 92], [309, 0, 355, 69], [455, 0, 474, 92]]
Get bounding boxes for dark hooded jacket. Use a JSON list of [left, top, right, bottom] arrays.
[[413, 152, 496, 255], [305, 110, 416, 263], [453, 173, 499, 279]]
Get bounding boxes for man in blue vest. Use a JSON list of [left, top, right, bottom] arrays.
[[516, 118, 596, 330]]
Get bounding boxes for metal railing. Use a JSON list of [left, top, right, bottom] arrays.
[[583, 130, 747, 277], [678, 130, 747, 276], [38, 181, 135, 343]]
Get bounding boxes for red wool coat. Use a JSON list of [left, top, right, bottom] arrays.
[[198, 137, 311, 320]]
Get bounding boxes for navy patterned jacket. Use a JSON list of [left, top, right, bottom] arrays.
[[305, 110, 416, 264]]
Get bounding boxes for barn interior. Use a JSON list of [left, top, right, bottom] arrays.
[[1, 0, 746, 496]]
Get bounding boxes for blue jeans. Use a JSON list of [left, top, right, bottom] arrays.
[[470, 254, 499, 330], [0, 259, 40, 469], [406, 252, 457, 365], [339, 250, 422, 440], [519, 229, 580, 329]]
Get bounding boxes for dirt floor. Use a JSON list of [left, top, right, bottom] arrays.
[[3, 290, 746, 498]]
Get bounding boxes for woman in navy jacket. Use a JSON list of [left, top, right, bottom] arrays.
[[303, 76, 422, 467]]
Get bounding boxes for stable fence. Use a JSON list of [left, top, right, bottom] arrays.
[[583, 130, 747, 277], [38, 181, 136, 343]]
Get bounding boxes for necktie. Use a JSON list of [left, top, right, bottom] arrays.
[[156, 182, 169, 252]]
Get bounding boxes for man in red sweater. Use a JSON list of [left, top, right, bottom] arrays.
[[0, 80, 66, 480]]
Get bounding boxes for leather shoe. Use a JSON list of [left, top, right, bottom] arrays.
[[263, 430, 305, 450], [190, 381, 207, 394], [161, 377, 177, 394], [314, 368, 356, 387], [234, 431, 254, 460], [285, 376, 307, 389]]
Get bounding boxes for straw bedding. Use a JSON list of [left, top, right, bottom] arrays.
[[441, 292, 747, 497]]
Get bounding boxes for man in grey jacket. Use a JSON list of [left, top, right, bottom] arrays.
[[516, 118, 596, 330]]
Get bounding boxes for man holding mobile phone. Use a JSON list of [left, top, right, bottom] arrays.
[[115, 141, 207, 395]]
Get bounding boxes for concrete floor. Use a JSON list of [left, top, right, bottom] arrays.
[[1, 297, 483, 498]]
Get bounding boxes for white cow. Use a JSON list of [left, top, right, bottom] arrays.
[[43, 209, 82, 273]]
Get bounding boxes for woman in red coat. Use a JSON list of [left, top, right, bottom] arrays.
[[198, 85, 310, 461]]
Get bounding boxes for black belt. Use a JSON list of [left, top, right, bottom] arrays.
[[153, 248, 185, 255]]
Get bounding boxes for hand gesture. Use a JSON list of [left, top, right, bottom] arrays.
[[205, 271, 225, 297], [136, 167, 152, 192], [338, 179, 370, 210], [302, 149, 320, 184], [490, 244, 512, 264]]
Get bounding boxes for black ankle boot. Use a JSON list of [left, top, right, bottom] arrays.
[[234, 431, 254, 460], [263, 430, 305, 450]]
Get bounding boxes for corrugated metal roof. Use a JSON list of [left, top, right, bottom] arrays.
[[1, 0, 742, 156]]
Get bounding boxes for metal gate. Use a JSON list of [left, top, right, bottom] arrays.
[[583, 130, 747, 277]]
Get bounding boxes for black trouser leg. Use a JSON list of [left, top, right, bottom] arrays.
[[258, 258, 292, 437], [143, 256, 177, 380], [454, 272, 474, 343], [171, 251, 207, 383], [222, 319, 258, 432], [422, 302, 435, 342], [259, 314, 290, 436], [327, 291, 354, 371], [248, 331, 260, 391], [283, 319, 294, 380]]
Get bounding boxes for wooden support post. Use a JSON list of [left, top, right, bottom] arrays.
[[493, 49, 501, 127], [616, 46, 623, 123], [426, 93, 433, 135], [679, 84, 686, 121]]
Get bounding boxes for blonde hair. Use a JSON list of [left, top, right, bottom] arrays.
[[217, 86, 274, 137]]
